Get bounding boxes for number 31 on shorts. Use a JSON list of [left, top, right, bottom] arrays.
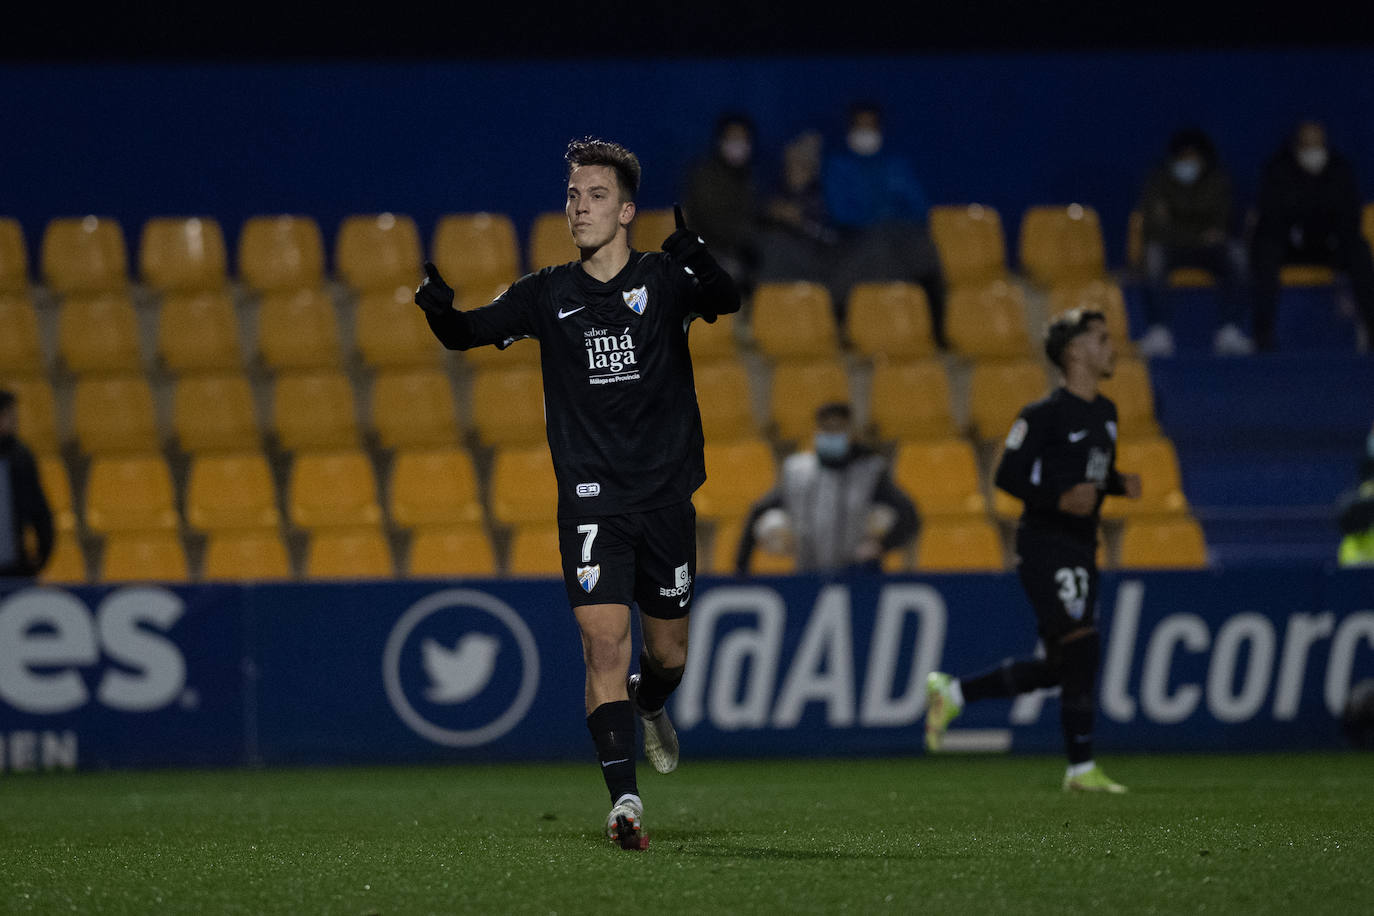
[[1055, 566, 1089, 619]]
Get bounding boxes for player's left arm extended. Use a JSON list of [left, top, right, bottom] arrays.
[[416, 261, 535, 350], [663, 204, 741, 322]]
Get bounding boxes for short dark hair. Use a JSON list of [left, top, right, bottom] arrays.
[[1167, 126, 1217, 166], [565, 137, 641, 202], [1044, 308, 1106, 369], [816, 402, 852, 424]]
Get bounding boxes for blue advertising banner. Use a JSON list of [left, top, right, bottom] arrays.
[[1, 566, 1371, 772]]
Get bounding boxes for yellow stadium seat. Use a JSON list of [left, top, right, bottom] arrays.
[[57, 293, 144, 373], [202, 528, 292, 581], [892, 438, 988, 516], [1124, 210, 1214, 287], [431, 212, 522, 310], [528, 211, 579, 271], [40, 216, 129, 294], [1047, 279, 1134, 351], [157, 290, 243, 373], [84, 453, 179, 534], [867, 358, 957, 442], [750, 281, 840, 360], [185, 452, 281, 531], [256, 287, 343, 370], [916, 517, 1006, 572], [39, 532, 87, 584], [469, 365, 546, 448], [1118, 515, 1208, 569], [288, 450, 382, 529], [693, 360, 759, 442], [945, 280, 1033, 359], [335, 212, 422, 292], [688, 315, 740, 364], [1098, 356, 1159, 437], [272, 370, 359, 451], [1103, 436, 1189, 519], [695, 438, 776, 521], [354, 285, 442, 369], [0, 375, 59, 454], [172, 373, 261, 453], [0, 293, 43, 374], [369, 368, 460, 449], [769, 358, 850, 445], [929, 204, 1008, 288], [1363, 202, 1374, 252], [72, 374, 161, 454], [36, 455, 76, 532], [1018, 204, 1106, 287], [138, 217, 228, 293], [1279, 264, 1336, 286], [845, 282, 936, 361], [237, 215, 326, 293], [711, 514, 796, 576], [304, 526, 395, 580], [100, 532, 189, 583], [389, 447, 484, 528], [407, 524, 498, 578], [488, 445, 557, 527], [967, 358, 1051, 443], [629, 208, 678, 252], [506, 524, 563, 576], [0, 217, 29, 293]]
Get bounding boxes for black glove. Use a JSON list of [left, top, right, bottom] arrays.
[[661, 204, 714, 274], [415, 261, 455, 316]]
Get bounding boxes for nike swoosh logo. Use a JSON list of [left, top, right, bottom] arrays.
[[679, 592, 691, 608], [1068, 430, 1088, 442], [601, 757, 630, 768], [557, 306, 585, 319]]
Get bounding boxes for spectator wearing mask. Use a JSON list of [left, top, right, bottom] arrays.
[[682, 112, 761, 295], [1136, 127, 1254, 357], [1250, 120, 1374, 352], [735, 402, 918, 575], [822, 102, 948, 344], [0, 388, 54, 580], [757, 130, 840, 285]]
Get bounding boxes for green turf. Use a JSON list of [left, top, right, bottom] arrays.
[[1, 753, 1370, 915]]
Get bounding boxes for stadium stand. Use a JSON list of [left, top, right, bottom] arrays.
[[40, 216, 130, 294], [303, 526, 394, 579], [83, 453, 180, 535], [157, 290, 244, 373], [388, 447, 485, 528], [256, 287, 344, 370], [488, 444, 558, 527], [237, 214, 326, 293], [628, 208, 677, 252], [750, 281, 840, 360], [185, 452, 282, 531], [693, 360, 760, 442], [271, 370, 360, 451], [928, 204, 1009, 288], [369, 368, 461, 449], [892, 438, 988, 517], [506, 524, 563, 576], [334, 212, 422, 293], [844, 282, 937, 360], [469, 364, 546, 448], [287, 450, 383, 530], [354, 285, 442, 369], [1117, 515, 1209, 569], [1017, 204, 1107, 287], [406, 524, 498, 578], [768, 358, 850, 445], [57, 292, 144, 374], [0, 293, 43, 374], [866, 358, 958, 442], [39, 532, 88, 584], [72, 373, 161, 454], [966, 358, 1051, 443], [0, 217, 29, 292], [101, 531, 190, 583], [1, 374, 60, 455], [528, 211, 579, 271], [202, 528, 293, 581], [944, 279, 1034, 359], [916, 516, 1005, 572], [431, 212, 522, 311], [172, 373, 262, 453], [694, 438, 776, 522]]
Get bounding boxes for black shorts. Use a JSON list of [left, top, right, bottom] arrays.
[[557, 501, 698, 619], [1015, 529, 1099, 643]]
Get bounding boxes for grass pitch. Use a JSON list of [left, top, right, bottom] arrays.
[[1, 752, 1370, 915]]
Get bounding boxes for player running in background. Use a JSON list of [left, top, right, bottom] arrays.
[[925, 308, 1141, 793], [416, 138, 740, 848]]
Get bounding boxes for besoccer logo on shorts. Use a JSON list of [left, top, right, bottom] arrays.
[[382, 589, 540, 747]]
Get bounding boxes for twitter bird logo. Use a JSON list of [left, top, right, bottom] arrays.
[[422, 633, 500, 703]]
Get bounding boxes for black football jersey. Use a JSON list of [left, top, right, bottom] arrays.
[[994, 386, 1127, 544], [427, 250, 738, 519]]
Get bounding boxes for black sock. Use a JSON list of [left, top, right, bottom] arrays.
[[960, 657, 1058, 703], [587, 700, 638, 803], [1059, 630, 1100, 766], [635, 650, 684, 714]]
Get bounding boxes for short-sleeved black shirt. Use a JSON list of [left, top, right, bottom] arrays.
[[427, 250, 738, 519]]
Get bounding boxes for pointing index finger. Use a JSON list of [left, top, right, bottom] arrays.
[[423, 260, 442, 282], [673, 204, 685, 230]]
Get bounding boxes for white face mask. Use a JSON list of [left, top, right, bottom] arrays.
[[719, 138, 752, 168], [1297, 147, 1328, 174], [847, 128, 883, 157], [1171, 158, 1202, 185]]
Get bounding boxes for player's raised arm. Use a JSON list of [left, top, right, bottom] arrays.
[[415, 260, 535, 351], [662, 203, 741, 322]]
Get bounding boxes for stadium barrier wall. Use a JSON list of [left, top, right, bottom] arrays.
[[1, 565, 1371, 772]]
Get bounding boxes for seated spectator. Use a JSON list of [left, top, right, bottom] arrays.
[[1250, 120, 1374, 352], [682, 112, 761, 295], [757, 130, 840, 286], [822, 102, 948, 345], [1336, 421, 1374, 567], [735, 402, 918, 575], [1136, 128, 1254, 357]]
